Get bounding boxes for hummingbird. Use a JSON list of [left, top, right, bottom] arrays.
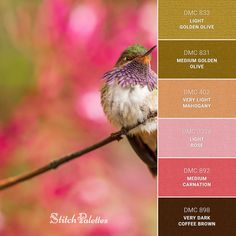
[[101, 44, 157, 176]]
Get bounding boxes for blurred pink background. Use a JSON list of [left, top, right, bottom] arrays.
[[0, 0, 157, 235]]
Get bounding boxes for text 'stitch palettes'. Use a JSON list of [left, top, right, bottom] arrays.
[[158, 1, 236, 235]]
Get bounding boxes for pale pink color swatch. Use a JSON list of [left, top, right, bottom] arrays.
[[159, 119, 236, 157]]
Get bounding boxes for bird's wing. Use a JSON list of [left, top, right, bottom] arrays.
[[127, 134, 157, 176]]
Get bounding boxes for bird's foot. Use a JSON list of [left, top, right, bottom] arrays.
[[111, 127, 128, 141], [111, 132, 123, 141], [121, 126, 129, 135], [137, 118, 146, 126]]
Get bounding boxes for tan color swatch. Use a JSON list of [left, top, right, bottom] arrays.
[[159, 80, 236, 118]]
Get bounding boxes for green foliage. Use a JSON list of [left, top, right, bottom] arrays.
[[0, 26, 34, 122]]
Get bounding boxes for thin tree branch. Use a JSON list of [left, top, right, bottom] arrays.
[[0, 112, 157, 192]]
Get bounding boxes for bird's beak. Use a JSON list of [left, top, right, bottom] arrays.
[[142, 45, 157, 57], [140, 45, 157, 63]]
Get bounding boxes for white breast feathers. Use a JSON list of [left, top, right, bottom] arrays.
[[101, 83, 157, 135]]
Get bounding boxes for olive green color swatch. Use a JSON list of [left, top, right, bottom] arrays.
[[159, 41, 236, 78], [159, 0, 236, 39]]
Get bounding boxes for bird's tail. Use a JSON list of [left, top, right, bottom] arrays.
[[148, 166, 157, 177], [127, 135, 157, 176]]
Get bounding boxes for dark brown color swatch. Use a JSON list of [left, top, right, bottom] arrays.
[[159, 198, 236, 236]]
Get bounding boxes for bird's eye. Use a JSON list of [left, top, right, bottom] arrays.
[[125, 57, 132, 61], [123, 57, 127, 61]]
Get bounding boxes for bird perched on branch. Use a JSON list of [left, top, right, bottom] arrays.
[[101, 44, 157, 176]]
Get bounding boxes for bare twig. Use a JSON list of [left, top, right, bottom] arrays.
[[0, 112, 157, 191]]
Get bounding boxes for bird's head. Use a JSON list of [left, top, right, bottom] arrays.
[[116, 44, 156, 66], [103, 44, 157, 91]]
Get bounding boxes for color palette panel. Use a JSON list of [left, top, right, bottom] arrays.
[[158, 0, 236, 234], [159, 41, 236, 78], [159, 119, 236, 157], [159, 0, 236, 39], [159, 80, 236, 118]]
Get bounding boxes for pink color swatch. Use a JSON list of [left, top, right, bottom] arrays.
[[159, 158, 236, 196]]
